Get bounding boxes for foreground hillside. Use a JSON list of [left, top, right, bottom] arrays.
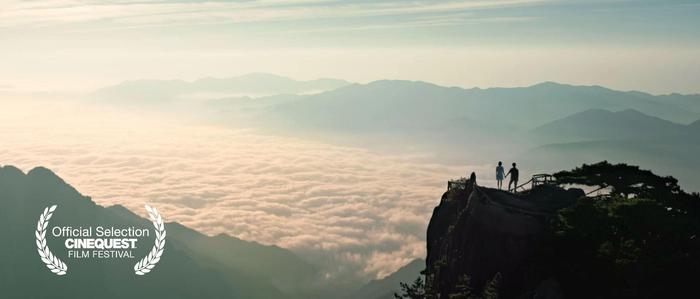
[[0, 165, 320, 299]]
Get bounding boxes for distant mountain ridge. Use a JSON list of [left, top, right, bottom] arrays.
[[247, 80, 700, 174], [93, 77, 700, 127], [265, 80, 700, 132], [90, 73, 351, 104]]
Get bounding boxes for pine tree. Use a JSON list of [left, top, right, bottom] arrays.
[[449, 274, 474, 299], [482, 273, 502, 299], [395, 277, 426, 299]]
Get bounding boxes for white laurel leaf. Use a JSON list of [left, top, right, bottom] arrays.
[[36, 205, 68, 276], [134, 205, 166, 276]]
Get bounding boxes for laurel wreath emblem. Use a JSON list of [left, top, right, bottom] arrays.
[[36, 205, 68, 275], [134, 205, 166, 275], [36, 204, 166, 276]]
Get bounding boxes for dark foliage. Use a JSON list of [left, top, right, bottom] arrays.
[[547, 162, 700, 298], [395, 277, 425, 299], [554, 161, 681, 198], [395, 274, 502, 299]]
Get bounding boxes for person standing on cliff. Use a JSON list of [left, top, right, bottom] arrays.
[[496, 161, 505, 190], [506, 162, 519, 192]]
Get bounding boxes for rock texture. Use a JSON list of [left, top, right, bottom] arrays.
[[424, 177, 583, 298]]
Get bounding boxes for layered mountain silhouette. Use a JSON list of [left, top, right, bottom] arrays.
[[0, 165, 327, 299], [265, 81, 699, 131], [90, 77, 700, 191], [253, 81, 700, 189], [532, 108, 691, 142]]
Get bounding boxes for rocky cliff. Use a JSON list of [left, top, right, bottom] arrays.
[[424, 176, 583, 298]]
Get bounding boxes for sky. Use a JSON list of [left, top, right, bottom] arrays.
[[1, 0, 699, 94]]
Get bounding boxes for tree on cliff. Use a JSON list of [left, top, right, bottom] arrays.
[[554, 161, 700, 217], [394, 277, 425, 299], [395, 274, 501, 299], [553, 161, 681, 198], [549, 162, 700, 298]]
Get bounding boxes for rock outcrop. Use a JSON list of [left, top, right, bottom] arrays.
[[424, 176, 583, 298]]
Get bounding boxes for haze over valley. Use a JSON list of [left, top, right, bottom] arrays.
[[2, 74, 698, 294]]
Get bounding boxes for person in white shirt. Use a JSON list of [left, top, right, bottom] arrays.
[[496, 161, 505, 190]]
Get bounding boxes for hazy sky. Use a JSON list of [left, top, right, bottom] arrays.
[[1, 0, 699, 93]]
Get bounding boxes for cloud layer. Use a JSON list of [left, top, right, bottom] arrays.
[[0, 101, 491, 280]]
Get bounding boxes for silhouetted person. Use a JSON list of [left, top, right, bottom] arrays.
[[496, 161, 505, 190], [506, 162, 519, 192], [469, 172, 476, 185]]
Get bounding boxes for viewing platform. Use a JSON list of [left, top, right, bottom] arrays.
[[447, 173, 557, 192]]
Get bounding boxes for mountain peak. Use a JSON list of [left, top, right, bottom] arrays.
[[364, 79, 442, 88], [531, 81, 567, 88], [0, 164, 25, 178], [27, 166, 65, 183], [533, 107, 686, 143]]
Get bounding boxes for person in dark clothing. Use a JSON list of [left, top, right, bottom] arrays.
[[506, 162, 519, 192]]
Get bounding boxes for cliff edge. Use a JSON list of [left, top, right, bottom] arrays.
[[424, 177, 583, 298]]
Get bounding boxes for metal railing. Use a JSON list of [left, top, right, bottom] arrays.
[[513, 173, 556, 192], [446, 173, 556, 193], [447, 177, 469, 191]]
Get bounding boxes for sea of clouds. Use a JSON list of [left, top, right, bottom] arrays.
[[0, 101, 492, 281]]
